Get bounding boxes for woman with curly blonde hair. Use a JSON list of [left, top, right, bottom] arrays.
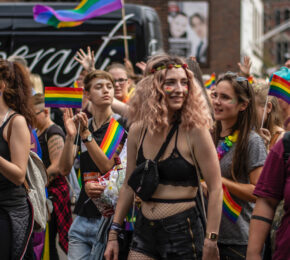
[[105, 54, 223, 260]]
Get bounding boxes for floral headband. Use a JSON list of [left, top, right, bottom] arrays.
[[150, 63, 188, 74]]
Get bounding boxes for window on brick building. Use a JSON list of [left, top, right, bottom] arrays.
[[275, 10, 281, 25], [277, 43, 282, 64], [283, 42, 288, 63], [276, 42, 289, 65], [285, 9, 290, 21]]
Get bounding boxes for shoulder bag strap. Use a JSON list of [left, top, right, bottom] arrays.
[[7, 113, 30, 192], [186, 133, 207, 223], [154, 123, 179, 161]]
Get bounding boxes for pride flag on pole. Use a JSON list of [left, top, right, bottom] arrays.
[[269, 74, 290, 104], [45, 87, 83, 108], [222, 185, 242, 223], [204, 73, 216, 89], [100, 118, 125, 159], [33, 0, 122, 28], [247, 76, 253, 84]]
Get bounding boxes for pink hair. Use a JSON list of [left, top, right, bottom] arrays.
[[128, 54, 212, 134]]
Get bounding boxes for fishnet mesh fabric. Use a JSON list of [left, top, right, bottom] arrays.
[[128, 250, 156, 260], [141, 201, 196, 220]]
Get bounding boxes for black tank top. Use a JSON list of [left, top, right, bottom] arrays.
[[137, 127, 198, 187], [38, 124, 65, 169], [0, 114, 26, 206]]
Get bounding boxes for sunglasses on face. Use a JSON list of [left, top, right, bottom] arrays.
[[224, 72, 249, 86]]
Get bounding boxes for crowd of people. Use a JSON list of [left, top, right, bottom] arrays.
[[0, 48, 289, 260]]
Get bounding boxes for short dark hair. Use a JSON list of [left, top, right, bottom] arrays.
[[189, 13, 205, 27]]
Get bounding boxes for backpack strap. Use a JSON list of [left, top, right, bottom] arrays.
[[282, 131, 290, 164], [154, 123, 179, 161], [7, 113, 31, 192]]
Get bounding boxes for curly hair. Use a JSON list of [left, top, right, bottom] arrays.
[[128, 54, 212, 134], [0, 59, 35, 127], [214, 74, 258, 181]]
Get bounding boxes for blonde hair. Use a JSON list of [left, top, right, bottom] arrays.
[[30, 73, 44, 94], [128, 54, 212, 134], [253, 82, 283, 134]]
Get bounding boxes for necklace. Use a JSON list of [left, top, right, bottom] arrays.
[[93, 114, 112, 131], [217, 130, 239, 160], [0, 108, 11, 127]]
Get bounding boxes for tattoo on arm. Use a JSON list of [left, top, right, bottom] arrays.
[[48, 135, 64, 162]]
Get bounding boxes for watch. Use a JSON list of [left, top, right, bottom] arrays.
[[82, 133, 93, 143], [206, 232, 219, 241]]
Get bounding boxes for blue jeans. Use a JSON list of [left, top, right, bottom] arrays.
[[68, 216, 105, 260]]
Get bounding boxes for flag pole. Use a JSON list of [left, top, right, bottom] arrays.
[[121, 0, 129, 60], [260, 95, 269, 129]]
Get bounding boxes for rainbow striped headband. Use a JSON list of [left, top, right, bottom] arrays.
[[151, 64, 188, 74]]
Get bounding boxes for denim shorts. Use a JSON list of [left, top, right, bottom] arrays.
[[131, 207, 204, 260], [68, 216, 104, 260]]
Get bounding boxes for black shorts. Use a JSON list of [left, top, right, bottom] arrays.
[[130, 207, 204, 260]]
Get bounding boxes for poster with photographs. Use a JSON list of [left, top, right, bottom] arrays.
[[168, 1, 209, 66]]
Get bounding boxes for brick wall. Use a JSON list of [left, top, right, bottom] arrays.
[[126, 0, 241, 75], [0, 0, 242, 75]]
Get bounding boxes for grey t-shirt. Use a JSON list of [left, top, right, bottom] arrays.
[[218, 131, 267, 245]]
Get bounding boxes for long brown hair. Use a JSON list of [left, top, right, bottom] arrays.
[[0, 59, 35, 127], [214, 73, 258, 181]]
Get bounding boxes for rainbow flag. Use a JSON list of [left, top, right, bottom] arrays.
[[100, 118, 125, 159], [248, 76, 253, 84], [33, 0, 122, 28], [45, 87, 83, 108], [125, 205, 139, 231], [222, 185, 242, 223], [204, 73, 216, 89], [269, 74, 290, 104], [73, 81, 79, 88]]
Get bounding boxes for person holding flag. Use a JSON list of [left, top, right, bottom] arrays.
[[253, 82, 285, 151], [268, 66, 290, 131], [58, 70, 127, 260], [209, 72, 267, 259]]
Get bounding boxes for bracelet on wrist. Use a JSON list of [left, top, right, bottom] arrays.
[[110, 222, 123, 233]]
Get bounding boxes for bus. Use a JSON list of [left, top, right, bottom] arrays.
[[0, 2, 163, 86]]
